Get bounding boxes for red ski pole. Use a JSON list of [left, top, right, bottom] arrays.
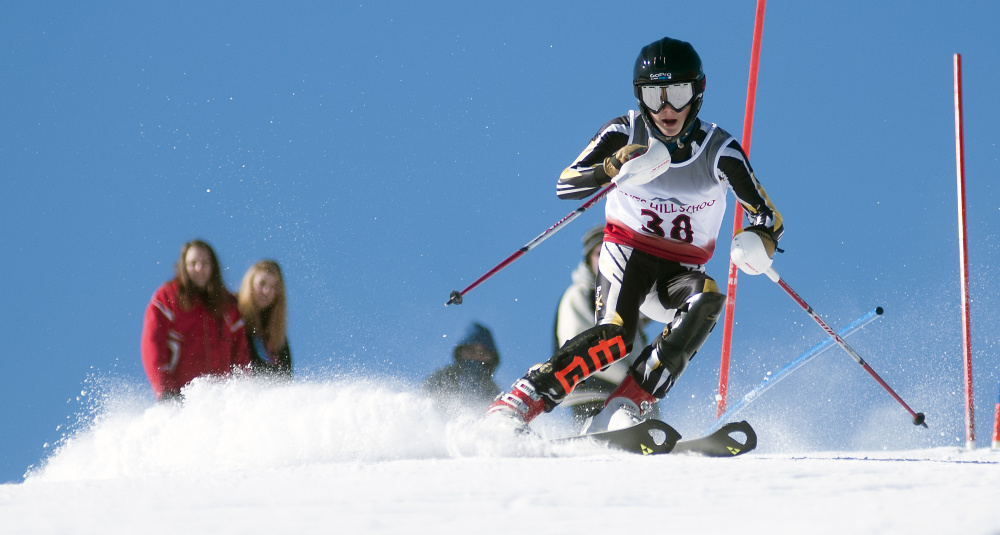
[[446, 140, 672, 306], [761, 266, 927, 428], [446, 182, 617, 306]]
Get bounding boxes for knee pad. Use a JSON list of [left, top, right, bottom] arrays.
[[528, 323, 628, 407], [630, 291, 726, 397], [658, 291, 726, 374]]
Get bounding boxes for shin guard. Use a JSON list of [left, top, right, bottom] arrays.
[[528, 323, 629, 408]]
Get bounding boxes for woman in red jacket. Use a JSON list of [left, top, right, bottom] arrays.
[[141, 239, 251, 400]]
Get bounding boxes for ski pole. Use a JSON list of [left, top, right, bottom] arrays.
[[446, 182, 617, 306], [762, 267, 927, 428], [446, 141, 673, 306], [706, 306, 884, 435]]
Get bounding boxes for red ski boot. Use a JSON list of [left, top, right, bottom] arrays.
[[487, 378, 546, 429], [583, 374, 657, 433]]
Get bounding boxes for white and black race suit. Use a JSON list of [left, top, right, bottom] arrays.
[[557, 112, 783, 348]]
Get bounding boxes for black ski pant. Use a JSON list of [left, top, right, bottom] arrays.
[[528, 242, 725, 408]]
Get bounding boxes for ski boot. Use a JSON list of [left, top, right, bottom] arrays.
[[582, 374, 656, 434], [486, 378, 546, 433]]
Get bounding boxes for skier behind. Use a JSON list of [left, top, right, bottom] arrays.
[[555, 225, 654, 428], [424, 322, 502, 415], [488, 36, 783, 433]]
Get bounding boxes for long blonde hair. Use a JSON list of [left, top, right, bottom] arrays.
[[237, 260, 287, 352]]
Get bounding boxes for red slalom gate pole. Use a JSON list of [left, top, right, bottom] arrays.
[[954, 53, 975, 449], [717, 0, 767, 417]]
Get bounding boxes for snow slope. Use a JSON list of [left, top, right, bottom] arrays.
[[2, 378, 998, 534]]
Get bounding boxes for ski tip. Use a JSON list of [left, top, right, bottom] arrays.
[[722, 420, 758, 453], [671, 420, 757, 457]]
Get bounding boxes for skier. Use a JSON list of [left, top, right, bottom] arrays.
[[488, 36, 783, 433], [555, 225, 653, 427]]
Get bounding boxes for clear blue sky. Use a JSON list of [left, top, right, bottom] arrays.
[[3, 1, 999, 483]]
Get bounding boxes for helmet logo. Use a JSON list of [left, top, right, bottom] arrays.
[[649, 72, 672, 81]]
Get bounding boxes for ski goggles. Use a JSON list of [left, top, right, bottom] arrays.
[[638, 82, 696, 113]]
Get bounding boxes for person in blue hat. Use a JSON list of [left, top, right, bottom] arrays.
[[423, 322, 502, 413]]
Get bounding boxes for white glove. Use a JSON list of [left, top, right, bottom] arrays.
[[731, 228, 775, 276]]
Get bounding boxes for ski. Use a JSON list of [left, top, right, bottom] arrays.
[[672, 421, 757, 457], [555, 419, 756, 457], [554, 419, 683, 455]]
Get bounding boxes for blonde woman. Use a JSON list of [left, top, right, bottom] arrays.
[[237, 260, 292, 378]]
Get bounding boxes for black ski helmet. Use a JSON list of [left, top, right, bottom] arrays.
[[633, 37, 706, 145]]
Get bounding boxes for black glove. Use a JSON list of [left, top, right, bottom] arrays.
[[602, 144, 648, 180]]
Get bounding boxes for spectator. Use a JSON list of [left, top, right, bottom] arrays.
[[141, 239, 251, 400], [237, 260, 292, 378], [423, 322, 501, 414]]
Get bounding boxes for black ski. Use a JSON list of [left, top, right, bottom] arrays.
[[555, 419, 756, 457], [553, 418, 682, 454], [671, 421, 757, 457]]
